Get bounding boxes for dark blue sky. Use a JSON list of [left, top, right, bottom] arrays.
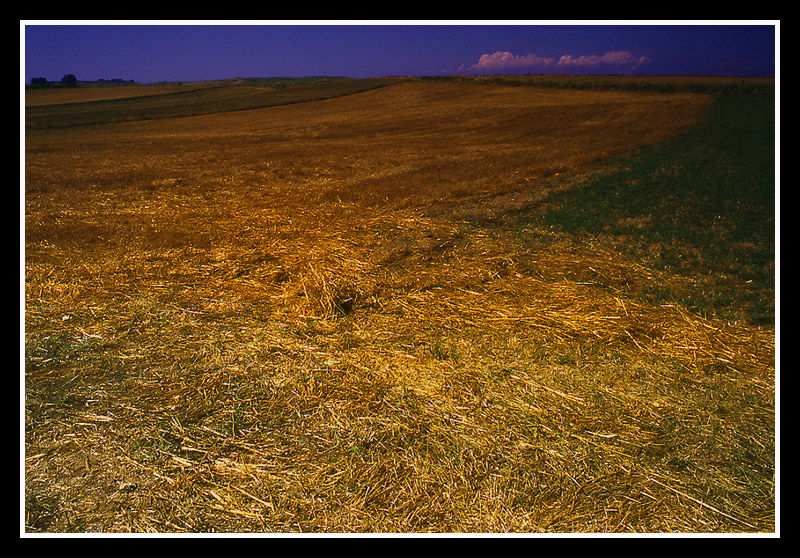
[[22, 22, 777, 84]]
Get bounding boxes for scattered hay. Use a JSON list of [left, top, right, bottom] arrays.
[[24, 80, 774, 533], [24, 204, 774, 533]]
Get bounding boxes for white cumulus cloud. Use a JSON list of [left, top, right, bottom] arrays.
[[556, 50, 651, 71], [470, 51, 556, 71], [463, 50, 650, 74]]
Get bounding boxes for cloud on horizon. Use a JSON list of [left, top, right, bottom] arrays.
[[460, 50, 651, 74]]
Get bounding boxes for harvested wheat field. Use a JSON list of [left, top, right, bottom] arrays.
[[24, 76, 776, 534]]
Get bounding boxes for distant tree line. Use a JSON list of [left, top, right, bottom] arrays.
[[29, 74, 78, 88], [28, 74, 135, 89]]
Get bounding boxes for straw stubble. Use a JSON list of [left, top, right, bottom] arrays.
[[25, 79, 773, 533]]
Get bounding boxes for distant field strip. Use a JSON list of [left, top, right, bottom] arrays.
[[24, 78, 400, 129]]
